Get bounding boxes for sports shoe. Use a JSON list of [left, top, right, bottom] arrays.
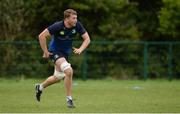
[[67, 99, 75, 108], [35, 84, 42, 102]]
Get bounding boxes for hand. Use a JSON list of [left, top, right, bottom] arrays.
[[73, 47, 82, 55], [43, 51, 53, 58]]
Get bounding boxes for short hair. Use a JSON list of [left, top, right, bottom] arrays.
[[64, 9, 77, 19]]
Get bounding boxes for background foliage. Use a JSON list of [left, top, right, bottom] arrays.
[[0, 0, 179, 79]]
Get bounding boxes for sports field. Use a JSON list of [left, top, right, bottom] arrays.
[[0, 78, 180, 113]]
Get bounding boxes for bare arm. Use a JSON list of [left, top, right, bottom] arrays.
[[38, 28, 52, 58], [73, 32, 91, 54]]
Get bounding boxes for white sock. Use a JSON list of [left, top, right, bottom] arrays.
[[39, 84, 44, 91], [66, 96, 72, 101]]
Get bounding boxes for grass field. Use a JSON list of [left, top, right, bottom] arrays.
[[0, 78, 180, 113]]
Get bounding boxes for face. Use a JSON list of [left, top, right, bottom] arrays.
[[67, 14, 77, 27]]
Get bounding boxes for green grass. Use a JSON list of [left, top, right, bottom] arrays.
[[0, 78, 180, 113]]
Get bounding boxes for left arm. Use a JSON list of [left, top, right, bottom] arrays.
[[73, 32, 90, 54]]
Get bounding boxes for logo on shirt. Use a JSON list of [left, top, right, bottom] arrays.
[[60, 31, 65, 35], [72, 29, 76, 34]]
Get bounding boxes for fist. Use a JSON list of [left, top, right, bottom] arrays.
[[73, 47, 82, 55]]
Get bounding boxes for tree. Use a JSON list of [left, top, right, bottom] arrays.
[[0, 0, 27, 40], [69, 0, 141, 40], [158, 0, 180, 38]]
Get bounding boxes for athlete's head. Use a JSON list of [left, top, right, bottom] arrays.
[[64, 9, 77, 27]]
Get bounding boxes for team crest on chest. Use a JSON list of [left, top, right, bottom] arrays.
[[60, 31, 65, 35]]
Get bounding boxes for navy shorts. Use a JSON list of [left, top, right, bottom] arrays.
[[49, 51, 68, 63]]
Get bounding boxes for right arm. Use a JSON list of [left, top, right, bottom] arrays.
[[38, 28, 52, 58]]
